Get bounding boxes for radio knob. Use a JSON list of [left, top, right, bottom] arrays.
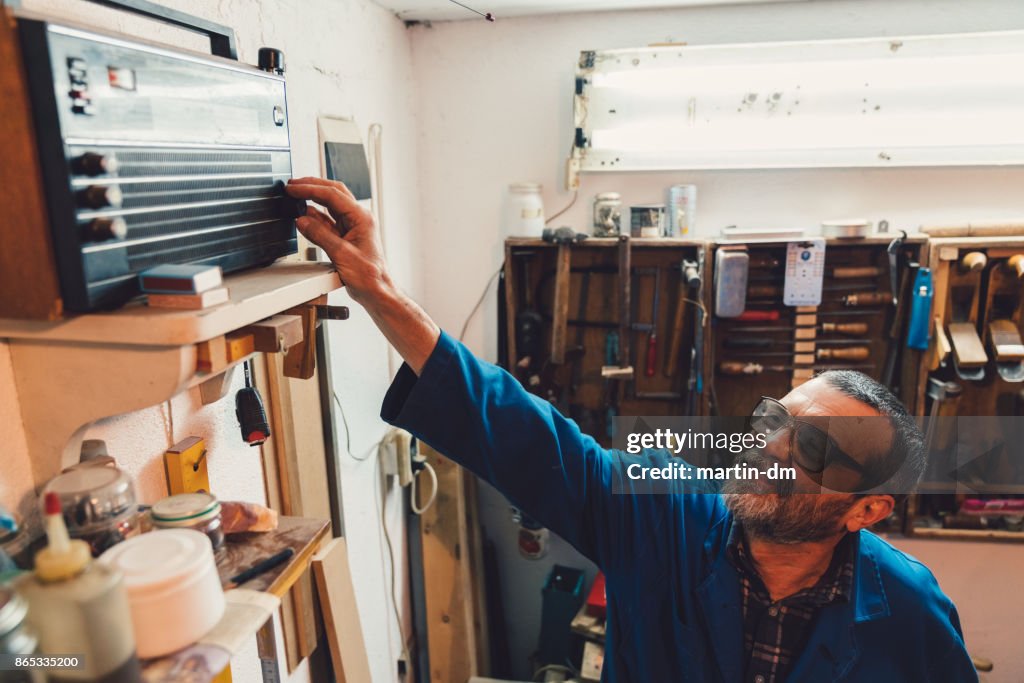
[[84, 217, 127, 242], [258, 47, 285, 74], [80, 185, 124, 209], [72, 152, 118, 176]]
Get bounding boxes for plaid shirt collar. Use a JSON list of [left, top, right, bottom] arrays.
[[725, 520, 855, 683], [725, 520, 855, 606]]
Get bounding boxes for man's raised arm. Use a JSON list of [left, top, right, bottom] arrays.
[[284, 178, 630, 562]]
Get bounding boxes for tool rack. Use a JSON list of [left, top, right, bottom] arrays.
[[502, 236, 924, 427], [905, 235, 1024, 543], [709, 235, 926, 417], [503, 238, 711, 445]]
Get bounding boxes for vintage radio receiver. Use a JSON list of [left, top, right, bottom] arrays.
[[4, 11, 305, 317]]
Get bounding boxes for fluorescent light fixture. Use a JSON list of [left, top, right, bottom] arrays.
[[571, 31, 1024, 175]]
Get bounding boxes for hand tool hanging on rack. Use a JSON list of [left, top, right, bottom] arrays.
[[730, 322, 869, 337], [631, 268, 662, 378], [880, 255, 921, 393], [665, 260, 701, 379], [685, 251, 706, 415], [569, 272, 601, 431], [514, 254, 544, 372], [982, 252, 1024, 382], [718, 361, 876, 376], [842, 291, 895, 307], [738, 346, 872, 361], [549, 237, 574, 365], [746, 282, 878, 299], [236, 360, 271, 446], [945, 251, 989, 381], [922, 377, 962, 481], [630, 268, 682, 400], [601, 236, 634, 436], [723, 337, 872, 350], [738, 307, 883, 318]]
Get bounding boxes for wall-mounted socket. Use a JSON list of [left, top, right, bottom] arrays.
[[379, 428, 413, 487]]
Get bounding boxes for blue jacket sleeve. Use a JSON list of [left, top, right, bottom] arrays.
[[381, 331, 719, 573], [381, 331, 620, 561]]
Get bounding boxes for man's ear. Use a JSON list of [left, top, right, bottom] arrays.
[[844, 495, 895, 532]]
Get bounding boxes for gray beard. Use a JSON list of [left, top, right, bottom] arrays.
[[722, 448, 853, 544]]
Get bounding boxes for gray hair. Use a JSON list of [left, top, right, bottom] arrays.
[[817, 370, 926, 497]]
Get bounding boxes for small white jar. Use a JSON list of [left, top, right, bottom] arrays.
[[503, 182, 545, 238], [99, 529, 225, 659]]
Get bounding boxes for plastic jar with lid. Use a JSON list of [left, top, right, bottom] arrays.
[[150, 493, 224, 550], [503, 182, 545, 238]]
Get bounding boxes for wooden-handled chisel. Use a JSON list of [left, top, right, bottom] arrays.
[[718, 361, 876, 375], [730, 322, 869, 336]]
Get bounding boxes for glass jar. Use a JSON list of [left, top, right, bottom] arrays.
[[503, 182, 545, 238], [0, 587, 44, 683], [41, 465, 139, 557], [593, 192, 622, 237], [150, 493, 224, 551]]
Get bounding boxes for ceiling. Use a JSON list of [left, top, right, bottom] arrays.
[[375, 0, 806, 23]]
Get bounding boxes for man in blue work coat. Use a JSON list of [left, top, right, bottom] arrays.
[[287, 177, 978, 682]]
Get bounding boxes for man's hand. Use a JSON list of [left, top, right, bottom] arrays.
[[286, 177, 440, 374], [285, 177, 389, 305]]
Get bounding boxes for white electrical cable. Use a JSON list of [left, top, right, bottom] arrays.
[[410, 460, 438, 515], [376, 455, 412, 668]]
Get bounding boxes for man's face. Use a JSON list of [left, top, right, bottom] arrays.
[[722, 376, 894, 544]]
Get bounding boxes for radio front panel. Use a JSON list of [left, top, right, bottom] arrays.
[[17, 18, 300, 312]]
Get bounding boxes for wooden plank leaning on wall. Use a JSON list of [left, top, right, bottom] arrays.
[[254, 346, 333, 672], [418, 443, 491, 681]]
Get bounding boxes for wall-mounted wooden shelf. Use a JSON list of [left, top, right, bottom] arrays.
[[3, 262, 343, 487], [142, 516, 331, 681], [0, 263, 340, 347]]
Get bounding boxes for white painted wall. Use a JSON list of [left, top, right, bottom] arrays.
[[1, 1, 423, 681], [409, 1, 1024, 679]]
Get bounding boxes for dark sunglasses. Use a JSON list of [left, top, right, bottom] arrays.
[[747, 396, 874, 488]]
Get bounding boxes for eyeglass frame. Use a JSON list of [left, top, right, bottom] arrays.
[[747, 396, 882, 490]]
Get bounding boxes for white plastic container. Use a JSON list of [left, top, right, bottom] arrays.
[[99, 529, 225, 659], [503, 182, 545, 238]]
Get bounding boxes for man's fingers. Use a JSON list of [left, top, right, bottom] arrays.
[[306, 205, 337, 229], [286, 181, 364, 227], [289, 176, 356, 200], [296, 212, 344, 253]]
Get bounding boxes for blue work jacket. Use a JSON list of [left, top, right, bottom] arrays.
[[382, 331, 978, 682]]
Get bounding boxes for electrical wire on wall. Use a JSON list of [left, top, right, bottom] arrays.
[[374, 455, 412, 670], [460, 265, 503, 342]]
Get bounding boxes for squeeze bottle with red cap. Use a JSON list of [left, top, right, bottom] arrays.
[[17, 493, 142, 682]]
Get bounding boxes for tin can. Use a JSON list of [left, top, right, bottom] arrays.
[[630, 204, 665, 238], [592, 192, 622, 237], [41, 463, 140, 556], [151, 492, 224, 550], [666, 184, 697, 237]]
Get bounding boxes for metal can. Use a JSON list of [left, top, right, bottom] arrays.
[[666, 184, 697, 237], [592, 192, 622, 237], [151, 492, 224, 551], [630, 204, 665, 238], [41, 463, 140, 556]]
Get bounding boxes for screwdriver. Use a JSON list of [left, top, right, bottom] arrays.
[[723, 337, 871, 350], [719, 361, 876, 376], [730, 322, 869, 336]]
